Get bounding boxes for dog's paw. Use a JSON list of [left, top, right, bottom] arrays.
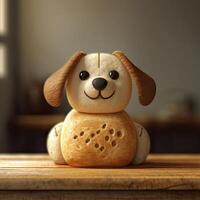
[[47, 122, 66, 164], [132, 123, 150, 164]]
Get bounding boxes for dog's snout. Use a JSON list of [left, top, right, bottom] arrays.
[[92, 78, 108, 91]]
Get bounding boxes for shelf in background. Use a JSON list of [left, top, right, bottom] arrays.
[[8, 114, 200, 153], [11, 114, 200, 130]]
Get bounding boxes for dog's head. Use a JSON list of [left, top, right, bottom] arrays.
[[44, 51, 156, 113]]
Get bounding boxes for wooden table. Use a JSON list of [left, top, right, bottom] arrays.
[[0, 154, 200, 200]]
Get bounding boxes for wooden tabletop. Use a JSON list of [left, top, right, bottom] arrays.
[[0, 154, 200, 191]]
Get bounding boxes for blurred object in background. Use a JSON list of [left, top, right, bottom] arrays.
[[0, 43, 7, 78], [158, 88, 197, 120], [24, 80, 54, 114], [0, 0, 7, 78]]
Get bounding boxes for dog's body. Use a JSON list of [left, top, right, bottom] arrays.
[[44, 52, 156, 166]]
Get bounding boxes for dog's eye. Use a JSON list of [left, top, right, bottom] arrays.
[[109, 70, 119, 80], [79, 71, 90, 80]]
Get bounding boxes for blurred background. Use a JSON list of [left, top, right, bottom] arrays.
[[0, 0, 199, 153]]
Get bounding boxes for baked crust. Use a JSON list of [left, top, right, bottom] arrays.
[[112, 51, 156, 106], [61, 110, 137, 167], [43, 51, 86, 107]]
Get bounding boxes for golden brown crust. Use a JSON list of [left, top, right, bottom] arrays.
[[43, 51, 86, 107], [61, 110, 137, 167], [112, 51, 156, 106]]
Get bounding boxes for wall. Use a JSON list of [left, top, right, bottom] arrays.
[[17, 0, 200, 116]]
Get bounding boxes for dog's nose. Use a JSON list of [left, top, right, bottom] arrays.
[[92, 78, 108, 91]]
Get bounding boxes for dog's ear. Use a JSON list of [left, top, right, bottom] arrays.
[[43, 51, 86, 107], [112, 51, 156, 106]]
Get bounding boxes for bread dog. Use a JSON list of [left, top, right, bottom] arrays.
[[44, 51, 156, 167]]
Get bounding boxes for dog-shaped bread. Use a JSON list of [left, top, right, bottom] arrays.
[[44, 51, 156, 167]]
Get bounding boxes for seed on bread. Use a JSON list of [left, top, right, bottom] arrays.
[[80, 131, 84, 136]]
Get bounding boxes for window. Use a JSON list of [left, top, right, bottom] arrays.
[[0, 0, 7, 78]]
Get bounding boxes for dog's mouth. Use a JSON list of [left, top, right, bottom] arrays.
[[84, 90, 115, 100]]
